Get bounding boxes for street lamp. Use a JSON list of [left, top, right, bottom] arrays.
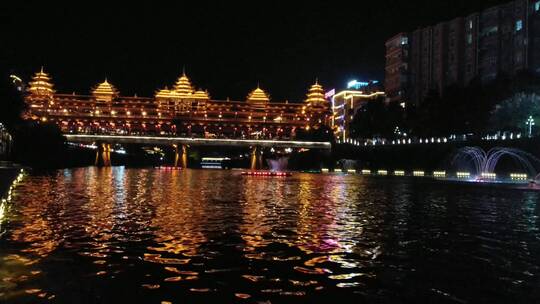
[[9, 74, 23, 91], [526, 116, 535, 138]]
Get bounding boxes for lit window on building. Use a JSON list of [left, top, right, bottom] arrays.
[[469, 20, 473, 29], [401, 37, 408, 45], [467, 34, 473, 44], [536, 2, 540, 12], [515, 20, 523, 32]]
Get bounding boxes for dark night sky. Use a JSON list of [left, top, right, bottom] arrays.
[[1, 0, 508, 101]]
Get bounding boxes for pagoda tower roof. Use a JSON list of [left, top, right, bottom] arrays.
[[192, 89, 210, 100], [305, 80, 326, 106], [92, 79, 119, 102], [155, 88, 171, 98], [155, 86, 182, 99], [174, 72, 194, 97], [246, 85, 270, 104], [28, 67, 55, 96]]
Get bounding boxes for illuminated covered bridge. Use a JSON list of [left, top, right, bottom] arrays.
[[24, 68, 333, 167]]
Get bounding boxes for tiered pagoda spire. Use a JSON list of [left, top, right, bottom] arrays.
[[28, 67, 55, 97], [155, 87, 171, 99], [174, 72, 194, 97], [192, 89, 210, 100], [305, 79, 327, 107], [157, 71, 210, 100], [155, 86, 182, 99], [92, 79, 119, 102], [246, 85, 270, 105]]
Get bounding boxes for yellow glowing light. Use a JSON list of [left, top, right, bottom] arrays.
[[0, 202, 5, 221], [394, 170, 405, 176], [510, 173, 528, 180], [481, 172, 496, 179], [361, 169, 371, 175], [456, 172, 470, 178], [332, 90, 385, 99], [413, 171, 425, 177], [433, 171, 446, 177], [378, 170, 388, 176]]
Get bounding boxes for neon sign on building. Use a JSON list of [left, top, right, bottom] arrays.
[[346, 79, 379, 90]]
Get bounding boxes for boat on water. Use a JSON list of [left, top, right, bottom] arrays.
[[241, 171, 292, 177], [155, 166, 183, 170], [200, 157, 231, 169]]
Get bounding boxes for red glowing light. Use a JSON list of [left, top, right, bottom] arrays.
[[241, 171, 291, 177]]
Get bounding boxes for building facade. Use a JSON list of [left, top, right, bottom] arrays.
[[385, 33, 410, 103], [24, 69, 332, 140], [385, 0, 540, 105], [329, 82, 385, 141]]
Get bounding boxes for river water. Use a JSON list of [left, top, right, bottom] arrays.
[[1, 167, 539, 303]]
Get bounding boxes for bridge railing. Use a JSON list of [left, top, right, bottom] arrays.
[[64, 134, 332, 149]]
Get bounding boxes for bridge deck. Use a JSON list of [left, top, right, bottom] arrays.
[[65, 134, 332, 149]]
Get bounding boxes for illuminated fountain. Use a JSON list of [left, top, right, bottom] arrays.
[[266, 157, 289, 172], [451, 147, 539, 182], [339, 159, 357, 171]]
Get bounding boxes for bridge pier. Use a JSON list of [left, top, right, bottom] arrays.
[[66, 135, 332, 169], [95, 143, 112, 167], [173, 144, 179, 167], [173, 144, 188, 168], [250, 146, 263, 170]]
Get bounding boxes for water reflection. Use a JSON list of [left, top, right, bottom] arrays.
[[147, 170, 208, 258], [0, 168, 539, 303]]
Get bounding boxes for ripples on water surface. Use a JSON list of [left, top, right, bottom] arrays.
[[1, 167, 540, 303]]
